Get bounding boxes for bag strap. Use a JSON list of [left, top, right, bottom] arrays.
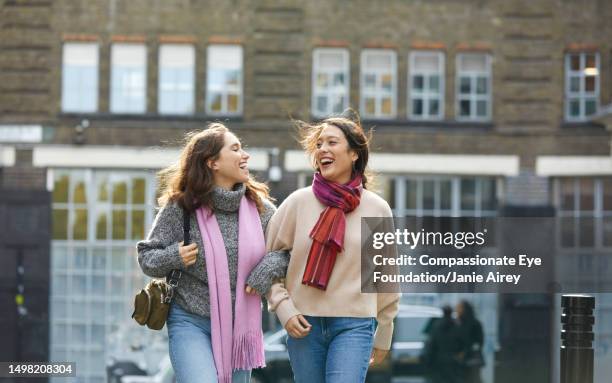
[[166, 208, 189, 289]]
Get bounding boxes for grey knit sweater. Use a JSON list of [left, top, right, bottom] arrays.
[[136, 183, 286, 318]]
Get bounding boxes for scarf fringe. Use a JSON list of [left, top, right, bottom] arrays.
[[232, 329, 266, 370]]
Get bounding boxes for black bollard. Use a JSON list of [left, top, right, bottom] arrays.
[[561, 294, 595, 383]]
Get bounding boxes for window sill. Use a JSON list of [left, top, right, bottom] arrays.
[[57, 112, 244, 123]]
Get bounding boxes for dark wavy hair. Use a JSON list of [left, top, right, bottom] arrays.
[[297, 109, 374, 188], [157, 123, 272, 213]]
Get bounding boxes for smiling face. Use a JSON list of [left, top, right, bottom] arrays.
[[207, 132, 250, 190], [315, 124, 358, 184]]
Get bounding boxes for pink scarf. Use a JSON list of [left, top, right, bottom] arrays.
[[195, 196, 266, 383]]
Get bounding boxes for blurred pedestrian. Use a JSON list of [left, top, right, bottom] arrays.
[[422, 305, 464, 383], [245, 110, 401, 383], [456, 300, 485, 383], [137, 123, 277, 383]]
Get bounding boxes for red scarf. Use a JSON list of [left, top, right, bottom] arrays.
[[302, 172, 362, 290]]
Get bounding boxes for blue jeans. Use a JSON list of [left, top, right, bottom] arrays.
[[286, 316, 376, 383], [167, 304, 251, 383]]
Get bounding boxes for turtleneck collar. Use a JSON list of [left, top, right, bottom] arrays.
[[210, 183, 245, 213]]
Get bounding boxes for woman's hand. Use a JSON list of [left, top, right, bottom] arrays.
[[285, 315, 312, 338], [179, 241, 198, 266], [369, 348, 388, 366], [245, 285, 259, 295]]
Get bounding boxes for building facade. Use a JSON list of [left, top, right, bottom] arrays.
[[1, 0, 612, 382]]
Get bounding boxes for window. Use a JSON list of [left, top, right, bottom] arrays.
[[61, 43, 99, 113], [389, 176, 498, 217], [409, 51, 444, 120], [110, 44, 147, 114], [554, 177, 612, 249], [456, 53, 491, 121], [50, 169, 156, 383], [565, 53, 600, 121], [206, 45, 243, 115], [360, 49, 397, 119], [312, 48, 350, 117], [158, 44, 195, 115]]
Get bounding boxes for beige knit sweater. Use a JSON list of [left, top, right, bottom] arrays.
[[264, 186, 401, 350]]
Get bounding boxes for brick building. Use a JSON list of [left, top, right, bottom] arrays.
[[1, 1, 611, 382]]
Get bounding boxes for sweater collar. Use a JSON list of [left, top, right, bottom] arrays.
[[211, 183, 245, 213]]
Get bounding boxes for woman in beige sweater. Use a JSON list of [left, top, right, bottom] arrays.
[[246, 113, 400, 383]]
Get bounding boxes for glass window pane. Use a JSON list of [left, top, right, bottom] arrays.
[[481, 179, 497, 211], [132, 178, 145, 204], [569, 76, 580, 93], [579, 178, 594, 212], [364, 74, 376, 89], [131, 210, 145, 240], [460, 77, 471, 94], [53, 209, 68, 240], [316, 96, 327, 113], [460, 100, 471, 116], [412, 75, 424, 91], [560, 178, 575, 211], [476, 100, 488, 117], [428, 75, 439, 92], [570, 55, 580, 71], [332, 95, 344, 113], [578, 217, 594, 247], [461, 178, 476, 211], [73, 209, 88, 240], [460, 54, 486, 72], [569, 99, 580, 117], [604, 217, 612, 247], [96, 211, 107, 240], [333, 73, 345, 86], [585, 99, 597, 116], [90, 275, 106, 295], [429, 99, 440, 116], [381, 98, 392, 115], [603, 179, 612, 211], [98, 177, 108, 201], [209, 93, 222, 112], [227, 94, 239, 112], [112, 181, 127, 204], [317, 73, 329, 87], [365, 97, 376, 115], [561, 217, 576, 248], [111, 247, 126, 271], [440, 180, 452, 210], [73, 247, 89, 270], [92, 248, 106, 270], [423, 180, 434, 210], [585, 76, 596, 92], [406, 180, 417, 210], [112, 210, 127, 239], [414, 54, 438, 71], [53, 175, 69, 203], [476, 77, 488, 94], [585, 54, 596, 70], [381, 74, 393, 91], [412, 99, 423, 116]]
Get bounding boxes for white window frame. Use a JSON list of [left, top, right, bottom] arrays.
[[360, 49, 397, 119], [61, 43, 99, 113], [409, 51, 445, 120], [311, 48, 350, 118], [110, 43, 147, 114], [158, 44, 195, 115], [455, 53, 492, 122], [390, 175, 499, 217], [49, 169, 157, 383], [206, 44, 243, 116], [564, 52, 600, 122]]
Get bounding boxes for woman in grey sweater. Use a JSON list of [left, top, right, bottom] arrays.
[[136, 123, 285, 383]]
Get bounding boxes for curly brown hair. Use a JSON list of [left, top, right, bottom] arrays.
[[157, 123, 272, 213], [297, 111, 374, 189]]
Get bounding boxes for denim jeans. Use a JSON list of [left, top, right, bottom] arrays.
[[286, 316, 376, 383], [167, 304, 251, 383]]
